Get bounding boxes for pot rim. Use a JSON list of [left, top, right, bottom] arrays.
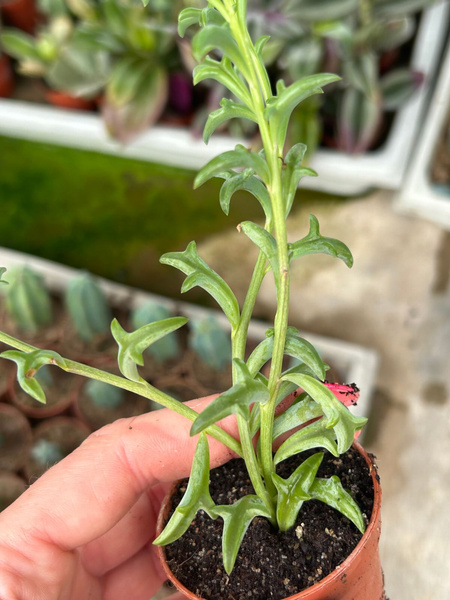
[[156, 440, 381, 600]]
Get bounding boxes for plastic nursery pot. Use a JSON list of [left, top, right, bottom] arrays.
[[0, 54, 14, 98], [0, 471, 27, 512], [23, 416, 90, 481], [9, 368, 80, 419], [0, 0, 40, 33], [44, 89, 96, 111], [0, 403, 32, 472], [157, 441, 384, 600]]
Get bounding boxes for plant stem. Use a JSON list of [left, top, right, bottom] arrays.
[[0, 329, 243, 457], [231, 10, 291, 498]]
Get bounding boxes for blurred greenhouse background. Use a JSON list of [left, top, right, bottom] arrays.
[[0, 1, 450, 599]]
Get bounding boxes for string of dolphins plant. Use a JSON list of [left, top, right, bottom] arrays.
[[0, 0, 368, 576]]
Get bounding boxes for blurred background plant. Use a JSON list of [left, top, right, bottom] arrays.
[[0, 0, 438, 148], [0, 0, 186, 141]]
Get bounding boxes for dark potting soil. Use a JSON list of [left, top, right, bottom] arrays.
[[163, 447, 374, 600]]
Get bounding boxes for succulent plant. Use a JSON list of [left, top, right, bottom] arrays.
[[188, 316, 232, 371], [65, 272, 112, 343], [0, 266, 53, 334], [84, 378, 125, 409], [131, 301, 180, 363]]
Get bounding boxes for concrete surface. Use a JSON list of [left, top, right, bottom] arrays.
[[197, 189, 450, 600]]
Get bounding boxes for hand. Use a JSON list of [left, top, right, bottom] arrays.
[[0, 395, 237, 600]]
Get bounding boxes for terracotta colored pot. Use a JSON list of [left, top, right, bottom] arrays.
[[23, 416, 90, 480], [0, 471, 27, 512], [0, 0, 39, 33], [157, 441, 384, 600], [0, 54, 14, 98], [44, 89, 96, 111], [0, 403, 32, 472]]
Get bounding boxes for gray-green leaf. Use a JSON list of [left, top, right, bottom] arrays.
[[194, 144, 270, 188], [203, 98, 257, 144], [218, 170, 272, 223], [240, 222, 278, 284], [265, 74, 340, 150], [211, 495, 273, 574], [281, 373, 367, 453], [0, 349, 67, 404], [282, 143, 317, 217], [160, 241, 240, 329], [272, 452, 323, 531], [190, 359, 269, 435], [192, 24, 250, 80], [310, 475, 365, 533], [274, 419, 339, 465], [153, 434, 215, 545], [289, 215, 353, 267], [111, 316, 187, 383]]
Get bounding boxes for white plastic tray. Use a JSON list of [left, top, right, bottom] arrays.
[[395, 39, 450, 228]]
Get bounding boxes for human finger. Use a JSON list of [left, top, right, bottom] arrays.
[[0, 394, 238, 553]]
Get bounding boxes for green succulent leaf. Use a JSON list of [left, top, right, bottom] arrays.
[[178, 7, 203, 37], [192, 24, 250, 80], [194, 144, 270, 188], [211, 495, 273, 574], [190, 359, 269, 436], [111, 316, 188, 383], [0, 349, 67, 404], [154, 434, 215, 545], [246, 327, 326, 381], [160, 241, 239, 329], [218, 170, 272, 222], [289, 215, 353, 268], [0, 267, 8, 284], [0, 29, 41, 62], [272, 395, 323, 441], [240, 222, 278, 283], [193, 57, 251, 105], [265, 74, 340, 150], [284, 328, 327, 381], [272, 452, 324, 531], [310, 475, 365, 533], [255, 35, 271, 59], [274, 419, 339, 465], [203, 98, 257, 144], [281, 374, 367, 453], [282, 143, 317, 216]]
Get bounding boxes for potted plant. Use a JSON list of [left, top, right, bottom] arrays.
[[0, 1, 383, 598]]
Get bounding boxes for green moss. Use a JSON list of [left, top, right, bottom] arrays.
[[0, 134, 342, 297]]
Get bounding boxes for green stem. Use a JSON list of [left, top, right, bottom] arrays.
[[232, 16, 291, 498], [0, 329, 243, 457]]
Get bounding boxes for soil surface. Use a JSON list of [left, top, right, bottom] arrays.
[[163, 447, 374, 600]]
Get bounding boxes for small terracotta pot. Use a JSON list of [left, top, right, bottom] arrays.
[[0, 471, 27, 512], [23, 416, 90, 480], [0, 54, 14, 98], [44, 89, 96, 111], [0, 403, 32, 472], [157, 441, 384, 600], [0, 0, 39, 33]]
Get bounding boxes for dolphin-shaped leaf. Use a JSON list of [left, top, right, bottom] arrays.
[[111, 316, 188, 382]]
